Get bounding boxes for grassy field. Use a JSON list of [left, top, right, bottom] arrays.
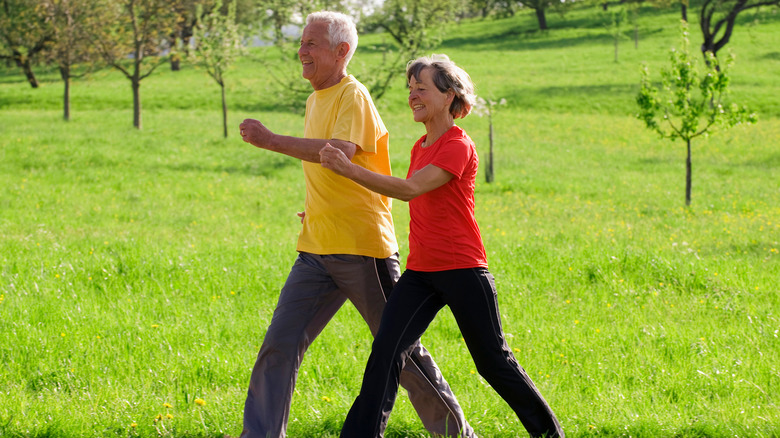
[[1, 2, 779, 437]]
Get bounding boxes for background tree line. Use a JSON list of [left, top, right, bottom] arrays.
[[2, 0, 777, 130]]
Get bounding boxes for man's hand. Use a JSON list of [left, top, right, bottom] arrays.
[[239, 119, 276, 148], [319, 143, 353, 177]]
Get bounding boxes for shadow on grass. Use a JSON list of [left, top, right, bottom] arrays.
[[760, 51, 780, 61], [742, 152, 780, 169], [502, 81, 640, 110], [157, 156, 297, 179]]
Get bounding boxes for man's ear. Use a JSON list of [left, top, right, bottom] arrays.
[[336, 42, 350, 60]]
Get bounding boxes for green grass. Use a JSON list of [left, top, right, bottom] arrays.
[[1, 2, 779, 437]]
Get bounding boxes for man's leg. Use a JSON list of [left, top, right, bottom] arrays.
[[328, 256, 476, 437], [241, 253, 347, 438]]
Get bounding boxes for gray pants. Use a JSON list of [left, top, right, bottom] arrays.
[[240, 252, 475, 438]]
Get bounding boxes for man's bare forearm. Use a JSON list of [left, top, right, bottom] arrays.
[[240, 118, 357, 162], [265, 135, 357, 163]]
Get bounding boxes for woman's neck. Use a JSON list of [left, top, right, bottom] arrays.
[[423, 117, 455, 147]]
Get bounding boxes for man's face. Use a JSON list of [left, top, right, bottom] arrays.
[[298, 21, 339, 90]]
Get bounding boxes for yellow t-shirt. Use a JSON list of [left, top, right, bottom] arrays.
[[297, 75, 398, 258]]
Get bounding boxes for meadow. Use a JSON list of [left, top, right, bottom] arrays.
[[1, 3, 779, 437]]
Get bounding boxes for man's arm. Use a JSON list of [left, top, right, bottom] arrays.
[[240, 118, 357, 162]]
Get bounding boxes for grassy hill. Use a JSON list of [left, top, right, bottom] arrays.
[[1, 2, 778, 437]]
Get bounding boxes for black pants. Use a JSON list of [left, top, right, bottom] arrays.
[[341, 267, 565, 438]]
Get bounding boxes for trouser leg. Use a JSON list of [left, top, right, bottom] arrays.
[[445, 269, 564, 438], [241, 253, 346, 438], [341, 270, 446, 438], [328, 257, 474, 437]]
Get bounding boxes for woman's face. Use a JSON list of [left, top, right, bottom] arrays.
[[408, 67, 453, 125]]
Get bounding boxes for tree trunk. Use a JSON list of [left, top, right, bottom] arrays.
[[221, 81, 228, 138], [535, 7, 548, 30], [614, 36, 619, 63], [486, 115, 494, 183], [681, 2, 688, 21], [132, 77, 142, 129], [169, 35, 181, 71], [60, 66, 71, 121], [634, 25, 639, 49], [14, 54, 39, 88], [685, 138, 692, 206]]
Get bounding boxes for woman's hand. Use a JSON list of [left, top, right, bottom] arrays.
[[319, 143, 353, 177]]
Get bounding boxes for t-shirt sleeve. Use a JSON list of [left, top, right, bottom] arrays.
[[331, 87, 380, 155], [431, 137, 472, 179]]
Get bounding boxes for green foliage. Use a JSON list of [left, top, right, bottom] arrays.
[[0, 0, 50, 54], [191, 0, 245, 137], [601, 3, 631, 62], [358, 0, 460, 99], [90, 0, 182, 129], [637, 23, 755, 141], [92, 0, 178, 68], [636, 20, 756, 205], [1, 5, 779, 437], [699, 0, 780, 59], [0, 0, 53, 86]]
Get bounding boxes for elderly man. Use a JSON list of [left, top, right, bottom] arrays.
[[237, 11, 475, 438]]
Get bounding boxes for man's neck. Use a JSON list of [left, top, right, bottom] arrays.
[[311, 70, 348, 91]]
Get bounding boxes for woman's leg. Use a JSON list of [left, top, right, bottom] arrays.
[[329, 255, 473, 437], [341, 270, 445, 438], [442, 268, 564, 438]]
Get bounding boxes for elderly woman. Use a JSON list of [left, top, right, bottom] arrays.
[[319, 55, 564, 438]]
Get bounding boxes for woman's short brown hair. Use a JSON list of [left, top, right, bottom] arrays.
[[406, 54, 476, 119]]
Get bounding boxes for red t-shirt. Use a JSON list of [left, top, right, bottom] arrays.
[[405, 126, 488, 272]]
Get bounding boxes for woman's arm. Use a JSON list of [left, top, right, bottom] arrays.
[[319, 144, 452, 202]]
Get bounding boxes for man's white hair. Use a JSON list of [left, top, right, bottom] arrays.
[[306, 11, 358, 66]]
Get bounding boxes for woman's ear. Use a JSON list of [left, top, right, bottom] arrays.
[[446, 89, 456, 105]]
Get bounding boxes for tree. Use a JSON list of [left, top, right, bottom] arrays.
[[522, 0, 553, 30], [268, 0, 299, 44], [513, 0, 575, 31], [601, 1, 641, 61], [168, 0, 205, 71], [0, 0, 53, 88], [41, 0, 102, 121], [636, 21, 756, 206], [474, 96, 507, 183], [90, 0, 179, 129], [191, 0, 244, 138], [699, 0, 780, 62], [360, 0, 460, 100], [167, 0, 257, 71], [602, 4, 628, 62]]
